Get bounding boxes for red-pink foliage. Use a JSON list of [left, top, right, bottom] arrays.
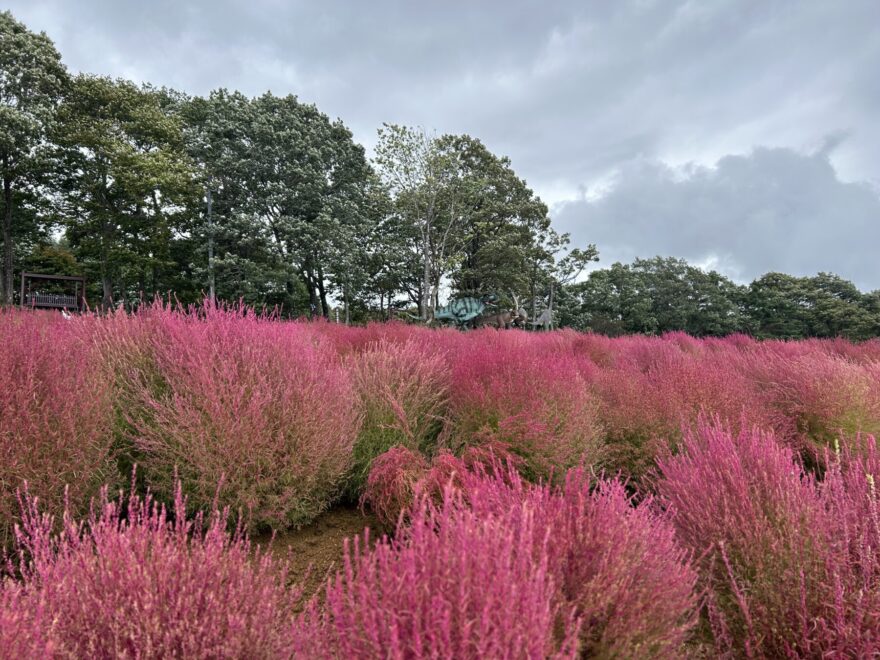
[[0, 583, 53, 656], [359, 445, 429, 529], [317, 465, 697, 658], [594, 336, 781, 481], [748, 350, 880, 453], [464, 468, 699, 657], [444, 332, 602, 480], [0, 310, 116, 546], [360, 444, 522, 529], [1, 484, 300, 658], [126, 304, 360, 531], [657, 419, 880, 656], [346, 338, 449, 496], [295, 488, 582, 659]]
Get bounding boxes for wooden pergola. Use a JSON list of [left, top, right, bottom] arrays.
[[19, 272, 87, 311]]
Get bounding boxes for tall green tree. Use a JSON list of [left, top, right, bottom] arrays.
[[180, 90, 301, 310], [241, 93, 373, 317], [0, 11, 67, 304], [443, 135, 552, 301], [746, 271, 879, 340], [375, 126, 572, 319], [562, 257, 744, 336], [55, 76, 198, 308], [374, 124, 462, 320]]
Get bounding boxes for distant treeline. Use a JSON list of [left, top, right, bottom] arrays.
[[559, 257, 880, 340]]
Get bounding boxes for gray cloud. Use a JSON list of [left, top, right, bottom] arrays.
[[555, 145, 880, 290], [6, 0, 880, 285]]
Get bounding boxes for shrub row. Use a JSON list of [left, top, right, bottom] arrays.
[[1, 467, 697, 658], [4, 305, 880, 541], [4, 393, 880, 654]]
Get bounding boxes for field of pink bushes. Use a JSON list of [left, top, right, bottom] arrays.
[[3, 304, 880, 656]]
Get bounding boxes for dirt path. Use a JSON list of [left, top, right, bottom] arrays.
[[254, 505, 380, 601]]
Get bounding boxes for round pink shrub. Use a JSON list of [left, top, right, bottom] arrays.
[[465, 469, 699, 657], [359, 445, 430, 529], [0, 309, 116, 546], [2, 485, 300, 658], [751, 350, 880, 454], [294, 489, 581, 659], [360, 443, 522, 529], [595, 338, 778, 482], [346, 338, 449, 496], [445, 333, 602, 481], [128, 304, 360, 531], [657, 419, 880, 656]]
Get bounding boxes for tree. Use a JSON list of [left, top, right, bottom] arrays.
[[375, 127, 569, 320], [746, 271, 880, 340], [0, 11, 67, 304], [374, 124, 464, 320], [626, 257, 744, 336], [443, 135, 553, 303], [523, 220, 599, 330], [561, 257, 744, 336], [180, 90, 302, 311], [233, 93, 373, 318], [55, 76, 198, 309]]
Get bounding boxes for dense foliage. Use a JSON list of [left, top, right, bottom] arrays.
[[561, 256, 880, 340], [2, 485, 301, 657], [2, 307, 880, 655]]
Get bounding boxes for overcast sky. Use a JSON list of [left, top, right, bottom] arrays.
[[8, 0, 880, 288]]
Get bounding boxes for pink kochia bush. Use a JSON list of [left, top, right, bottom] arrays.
[[0, 310, 116, 546], [127, 304, 360, 531], [360, 443, 525, 529], [467, 467, 699, 657], [296, 486, 582, 658], [309, 466, 698, 658], [359, 445, 430, 528], [0, 484, 300, 658], [346, 338, 449, 497], [657, 419, 880, 656], [593, 337, 780, 481], [751, 350, 880, 454], [444, 331, 602, 481]]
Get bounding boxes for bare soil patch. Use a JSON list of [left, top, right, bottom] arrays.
[[254, 505, 379, 601]]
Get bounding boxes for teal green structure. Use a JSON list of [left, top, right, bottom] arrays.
[[433, 294, 498, 328]]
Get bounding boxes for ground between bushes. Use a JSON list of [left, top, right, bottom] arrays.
[[255, 505, 378, 602]]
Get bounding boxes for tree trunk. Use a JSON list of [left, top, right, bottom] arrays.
[[316, 260, 329, 319], [99, 221, 114, 310], [431, 278, 440, 313], [306, 277, 317, 319], [530, 279, 537, 331], [206, 187, 215, 302], [101, 273, 113, 311], [2, 172, 13, 306], [547, 281, 555, 331], [421, 232, 432, 321]]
